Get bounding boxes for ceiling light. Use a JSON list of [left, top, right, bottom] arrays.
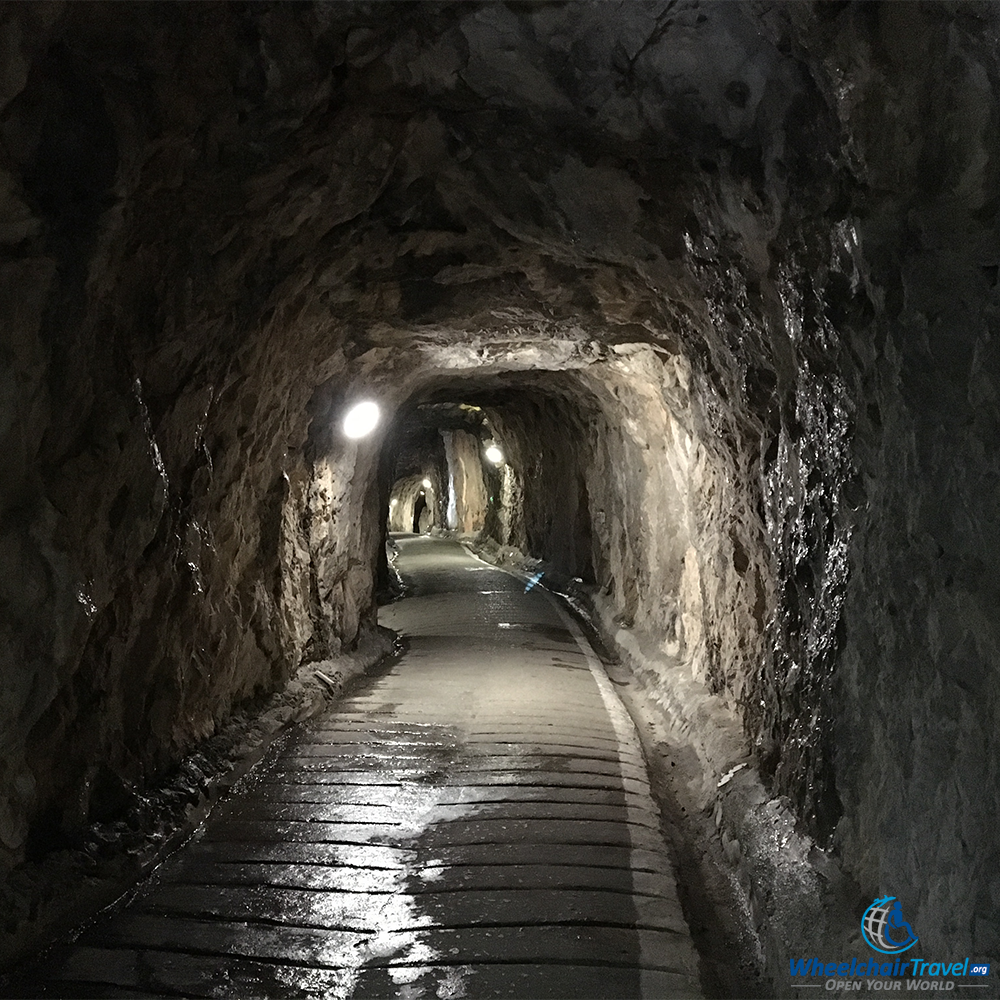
[[422, 478, 431, 488], [343, 400, 380, 439], [485, 445, 504, 464]]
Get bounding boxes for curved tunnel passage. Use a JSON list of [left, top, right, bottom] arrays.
[[375, 367, 698, 617], [1, 1, 1000, 996], [7, 538, 703, 999]]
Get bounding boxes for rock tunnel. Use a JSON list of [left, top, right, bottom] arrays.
[[1, 0, 999, 994]]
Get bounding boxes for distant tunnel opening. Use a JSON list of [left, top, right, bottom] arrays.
[[375, 369, 691, 618]]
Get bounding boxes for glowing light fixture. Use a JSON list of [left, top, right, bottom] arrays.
[[485, 445, 504, 465], [422, 478, 431, 488], [343, 400, 380, 439]]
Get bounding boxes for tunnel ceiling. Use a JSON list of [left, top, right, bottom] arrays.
[[7, 0, 852, 400]]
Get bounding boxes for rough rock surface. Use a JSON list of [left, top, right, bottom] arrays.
[[1, 0, 999, 964], [0, 630, 390, 973]]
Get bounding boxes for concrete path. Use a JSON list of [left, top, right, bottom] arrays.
[[10, 536, 701, 999]]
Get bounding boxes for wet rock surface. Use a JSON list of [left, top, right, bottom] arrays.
[[0, 0, 999, 971], [0, 635, 390, 975], [6, 537, 703, 999]]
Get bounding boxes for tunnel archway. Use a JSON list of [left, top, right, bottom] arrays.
[[411, 494, 427, 534], [325, 351, 784, 975], [372, 364, 710, 652], [2, 0, 999, 971]]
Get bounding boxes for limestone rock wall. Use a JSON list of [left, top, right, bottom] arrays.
[[442, 429, 487, 534], [470, 360, 761, 702], [1, 0, 999, 958]]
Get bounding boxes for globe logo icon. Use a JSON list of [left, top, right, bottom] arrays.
[[861, 896, 919, 954]]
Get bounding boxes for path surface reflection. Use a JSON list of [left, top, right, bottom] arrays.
[[9, 537, 700, 999]]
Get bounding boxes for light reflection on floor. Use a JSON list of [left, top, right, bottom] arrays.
[[289, 739, 509, 998], [15, 537, 700, 999]]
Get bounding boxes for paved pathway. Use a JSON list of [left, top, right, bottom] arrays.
[[10, 536, 701, 999]]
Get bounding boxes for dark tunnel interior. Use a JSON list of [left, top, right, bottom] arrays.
[[1, 0, 999, 990]]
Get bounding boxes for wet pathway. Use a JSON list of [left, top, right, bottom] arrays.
[[11, 536, 701, 999]]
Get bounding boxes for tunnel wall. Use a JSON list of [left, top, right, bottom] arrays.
[[837, 86, 1000, 954], [0, 3, 382, 866], [2, 0, 1000, 961], [483, 395, 598, 587], [801, 5, 1000, 953], [674, 91, 1000, 959], [0, 283, 377, 868], [475, 362, 768, 710], [0, 132, 389, 868], [442, 429, 487, 534]]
